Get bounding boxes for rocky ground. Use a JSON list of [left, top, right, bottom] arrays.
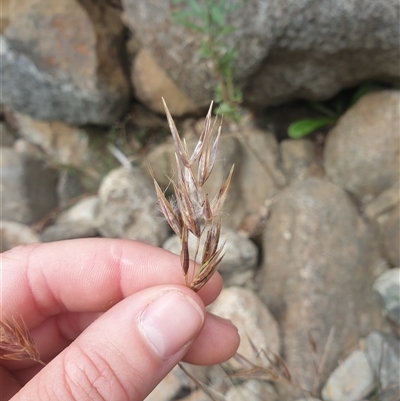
[[1, 1, 399, 400]]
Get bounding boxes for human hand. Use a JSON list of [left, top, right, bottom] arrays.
[[1, 238, 240, 401]]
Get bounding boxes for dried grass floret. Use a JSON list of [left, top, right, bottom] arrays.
[[0, 314, 44, 365], [150, 98, 234, 292]]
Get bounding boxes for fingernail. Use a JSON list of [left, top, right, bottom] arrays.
[[139, 290, 204, 358], [212, 314, 236, 328]]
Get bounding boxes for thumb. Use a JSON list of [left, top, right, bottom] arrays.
[[15, 285, 205, 401]]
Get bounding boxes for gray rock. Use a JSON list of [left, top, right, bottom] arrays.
[[176, 390, 214, 401], [324, 91, 400, 201], [163, 227, 258, 287], [144, 365, 183, 401], [177, 363, 208, 389], [210, 287, 280, 370], [40, 222, 98, 242], [56, 169, 84, 207], [122, 0, 399, 108], [378, 386, 400, 401], [245, 1, 399, 107], [0, 147, 58, 224], [0, 220, 40, 252], [380, 207, 400, 267], [259, 178, 385, 398], [225, 380, 278, 401], [204, 364, 232, 394], [131, 49, 198, 116], [235, 123, 286, 227], [365, 331, 400, 391], [365, 182, 400, 221], [295, 399, 322, 401], [1, 0, 129, 124], [365, 182, 400, 267], [280, 138, 320, 183], [373, 268, 400, 327], [1, 0, 10, 34], [96, 166, 168, 246], [321, 350, 375, 401], [13, 112, 90, 167], [57, 195, 99, 225], [1, 121, 15, 147], [146, 364, 208, 401]]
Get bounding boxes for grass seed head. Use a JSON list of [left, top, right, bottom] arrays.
[[0, 315, 44, 365], [152, 99, 234, 291]]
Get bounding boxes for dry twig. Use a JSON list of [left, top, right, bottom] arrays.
[[0, 315, 44, 365], [150, 99, 234, 292], [179, 363, 227, 401]]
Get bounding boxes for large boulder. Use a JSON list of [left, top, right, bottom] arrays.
[[1, 0, 130, 124], [324, 91, 400, 202], [122, 0, 399, 111], [244, 1, 399, 106], [258, 178, 385, 398], [131, 49, 198, 116]]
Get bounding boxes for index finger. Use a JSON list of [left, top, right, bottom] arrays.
[[1, 238, 222, 328]]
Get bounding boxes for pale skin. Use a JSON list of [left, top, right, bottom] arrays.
[[0, 238, 240, 401]]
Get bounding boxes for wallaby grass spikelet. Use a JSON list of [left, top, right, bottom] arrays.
[[0, 314, 44, 365], [150, 98, 234, 291]]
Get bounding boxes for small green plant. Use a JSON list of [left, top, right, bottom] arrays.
[[287, 82, 385, 139], [171, 0, 246, 122]]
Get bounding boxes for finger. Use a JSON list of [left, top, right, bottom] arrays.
[[9, 285, 235, 401], [0, 367, 21, 400], [182, 313, 240, 365], [1, 239, 222, 326], [3, 312, 105, 370], [8, 309, 240, 383]]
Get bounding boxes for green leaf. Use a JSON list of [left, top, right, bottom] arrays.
[[230, 0, 249, 12], [232, 88, 242, 103], [217, 51, 235, 75], [218, 25, 235, 35], [171, 12, 205, 32], [187, 0, 206, 17], [217, 102, 234, 114], [210, 4, 225, 26], [214, 84, 224, 103], [199, 42, 213, 58], [288, 118, 336, 139], [216, 102, 241, 122]]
